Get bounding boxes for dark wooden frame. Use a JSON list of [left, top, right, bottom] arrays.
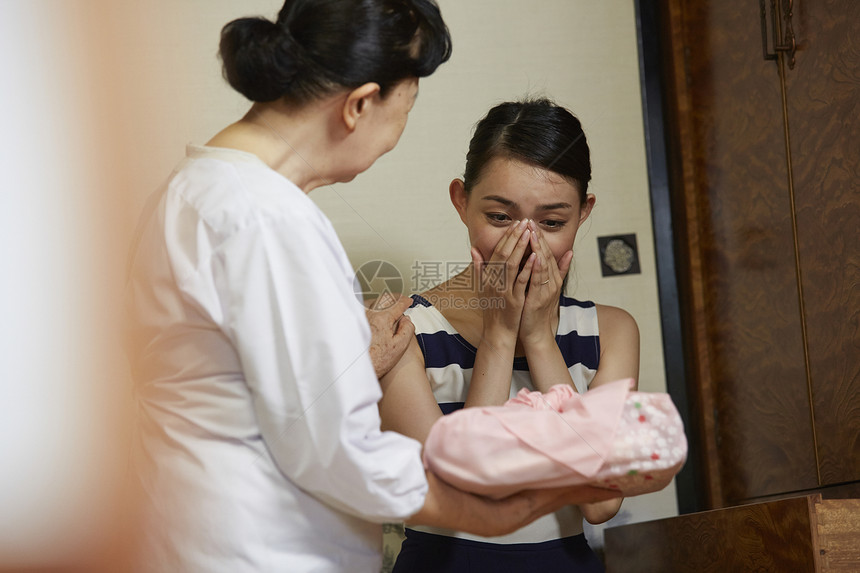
[[634, 0, 705, 514]]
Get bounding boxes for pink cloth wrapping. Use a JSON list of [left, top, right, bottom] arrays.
[[422, 379, 687, 498]]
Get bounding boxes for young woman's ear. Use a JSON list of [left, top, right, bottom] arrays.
[[579, 193, 596, 224], [342, 82, 381, 131], [449, 178, 469, 224]]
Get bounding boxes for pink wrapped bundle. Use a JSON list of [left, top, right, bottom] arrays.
[[422, 379, 687, 498]]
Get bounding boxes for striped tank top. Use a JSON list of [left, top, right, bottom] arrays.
[[405, 294, 601, 544]]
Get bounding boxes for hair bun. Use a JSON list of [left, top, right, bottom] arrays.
[[219, 16, 302, 102], [219, 0, 451, 105]]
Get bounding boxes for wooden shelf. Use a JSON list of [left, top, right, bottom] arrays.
[[603, 495, 860, 572]]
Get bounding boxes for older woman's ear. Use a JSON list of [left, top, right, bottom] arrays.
[[342, 83, 381, 132]]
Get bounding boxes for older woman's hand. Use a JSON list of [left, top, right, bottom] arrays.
[[366, 293, 415, 378]]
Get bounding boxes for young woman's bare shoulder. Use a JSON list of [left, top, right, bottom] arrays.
[[594, 304, 639, 338], [592, 304, 640, 389], [421, 279, 458, 305]]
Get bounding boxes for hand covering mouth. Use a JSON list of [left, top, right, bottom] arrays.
[[518, 246, 534, 274]]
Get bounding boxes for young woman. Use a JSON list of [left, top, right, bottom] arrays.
[[126, 4, 618, 571], [379, 99, 640, 572]]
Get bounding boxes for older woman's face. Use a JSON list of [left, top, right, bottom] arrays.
[[451, 157, 594, 266], [372, 77, 419, 156], [339, 78, 419, 182]]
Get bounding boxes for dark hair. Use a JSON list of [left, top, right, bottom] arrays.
[[219, 0, 452, 104], [463, 99, 592, 205]]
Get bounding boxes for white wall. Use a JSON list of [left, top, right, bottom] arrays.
[[0, 0, 679, 565]]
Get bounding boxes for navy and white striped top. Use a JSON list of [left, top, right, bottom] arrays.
[[405, 293, 601, 544]]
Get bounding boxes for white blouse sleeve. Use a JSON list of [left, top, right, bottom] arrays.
[[173, 200, 427, 523]]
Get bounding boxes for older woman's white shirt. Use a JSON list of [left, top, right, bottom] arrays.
[[126, 145, 427, 572]]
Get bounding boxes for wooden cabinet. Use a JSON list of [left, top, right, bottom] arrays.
[[604, 495, 860, 572], [784, 2, 860, 488], [658, 0, 860, 507]]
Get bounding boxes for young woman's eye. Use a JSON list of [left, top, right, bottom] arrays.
[[541, 220, 567, 229], [486, 213, 512, 224]]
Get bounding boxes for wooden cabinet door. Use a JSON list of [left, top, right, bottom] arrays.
[[784, 0, 860, 486]]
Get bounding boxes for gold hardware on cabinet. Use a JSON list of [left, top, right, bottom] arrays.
[[760, 0, 797, 69]]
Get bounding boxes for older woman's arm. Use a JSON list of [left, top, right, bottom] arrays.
[[411, 472, 622, 537]]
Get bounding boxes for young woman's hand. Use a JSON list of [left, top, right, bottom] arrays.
[[519, 220, 573, 350], [472, 219, 536, 344]]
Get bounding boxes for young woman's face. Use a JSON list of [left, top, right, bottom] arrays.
[[451, 156, 595, 266]]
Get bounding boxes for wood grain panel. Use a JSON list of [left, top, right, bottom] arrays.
[[603, 496, 817, 572], [676, 0, 818, 502], [785, 0, 860, 487]]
